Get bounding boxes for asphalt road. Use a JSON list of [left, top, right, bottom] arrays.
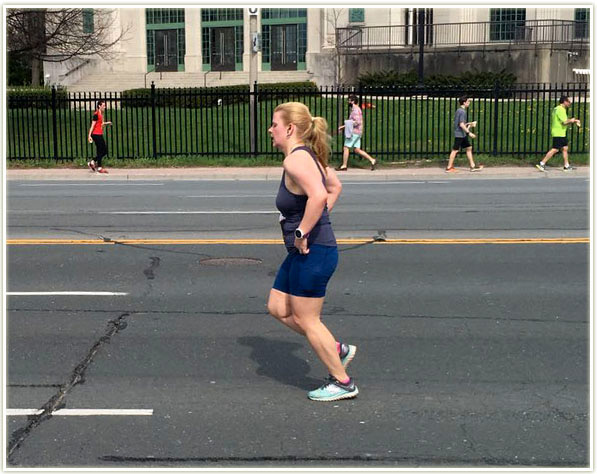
[[6, 177, 590, 239], [5, 177, 590, 469]]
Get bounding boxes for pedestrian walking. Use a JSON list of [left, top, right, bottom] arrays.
[[536, 95, 581, 172], [335, 95, 376, 171], [446, 96, 483, 173], [87, 100, 111, 174], [266, 101, 358, 402]]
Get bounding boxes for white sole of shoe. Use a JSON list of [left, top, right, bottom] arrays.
[[341, 345, 357, 368], [308, 387, 359, 402]]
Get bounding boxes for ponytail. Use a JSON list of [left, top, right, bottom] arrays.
[[305, 116, 330, 172], [274, 102, 331, 174]]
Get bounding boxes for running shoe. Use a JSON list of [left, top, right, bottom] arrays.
[[535, 163, 546, 172], [445, 167, 457, 173], [87, 160, 96, 172], [470, 165, 484, 172], [370, 159, 376, 171], [339, 343, 357, 368], [563, 165, 576, 172], [97, 168, 109, 174], [308, 375, 358, 402]]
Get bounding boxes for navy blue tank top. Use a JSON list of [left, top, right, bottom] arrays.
[[275, 146, 337, 253]]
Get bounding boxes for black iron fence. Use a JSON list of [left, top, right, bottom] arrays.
[[7, 82, 590, 160]]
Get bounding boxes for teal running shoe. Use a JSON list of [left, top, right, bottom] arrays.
[[308, 376, 359, 402], [339, 343, 357, 368]]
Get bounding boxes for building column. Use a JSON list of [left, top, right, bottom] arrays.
[[184, 8, 202, 72]]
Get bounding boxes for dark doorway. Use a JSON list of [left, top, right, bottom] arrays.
[[404, 8, 434, 45], [271, 24, 298, 71], [211, 27, 236, 71], [155, 30, 178, 72]]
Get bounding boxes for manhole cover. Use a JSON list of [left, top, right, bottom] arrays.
[[200, 257, 263, 266]]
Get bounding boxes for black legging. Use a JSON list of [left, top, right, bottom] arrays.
[[91, 134, 107, 167]]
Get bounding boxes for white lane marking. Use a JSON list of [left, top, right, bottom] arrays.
[[97, 211, 279, 215], [6, 409, 153, 416], [20, 183, 164, 187], [343, 181, 450, 185], [184, 195, 274, 198], [7, 292, 128, 296]]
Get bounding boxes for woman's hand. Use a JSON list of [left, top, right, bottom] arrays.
[[294, 237, 309, 255], [88, 136, 93, 144]]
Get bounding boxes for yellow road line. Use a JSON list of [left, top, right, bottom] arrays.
[[6, 238, 589, 245]]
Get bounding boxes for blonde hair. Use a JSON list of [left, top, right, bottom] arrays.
[[274, 102, 331, 172]]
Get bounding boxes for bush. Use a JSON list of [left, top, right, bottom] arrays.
[[358, 70, 517, 89], [7, 87, 69, 109], [121, 81, 319, 108]]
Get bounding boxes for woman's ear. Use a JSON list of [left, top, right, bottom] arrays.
[[286, 123, 293, 137]]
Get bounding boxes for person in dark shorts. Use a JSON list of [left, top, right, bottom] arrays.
[[446, 96, 483, 173], [266, 101, 358, 402], [87, 100, 111, 174], [536, 95, 581, 172]]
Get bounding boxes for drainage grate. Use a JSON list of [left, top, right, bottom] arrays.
[[200, 257, 263, 266]]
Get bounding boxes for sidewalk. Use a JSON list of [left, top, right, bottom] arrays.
[[6, 165, 590, 181]]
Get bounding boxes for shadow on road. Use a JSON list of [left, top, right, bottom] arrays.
[[238, 336, 322, 390]]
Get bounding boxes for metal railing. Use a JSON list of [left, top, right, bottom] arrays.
[[337, 20, 589, 53], [7, 82, 590, 160]]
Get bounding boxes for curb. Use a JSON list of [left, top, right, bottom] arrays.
[[6, 166, 590, 181]]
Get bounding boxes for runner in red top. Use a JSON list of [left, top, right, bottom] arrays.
[[87, 100, 111, 173]]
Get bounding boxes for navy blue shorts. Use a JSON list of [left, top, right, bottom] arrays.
[[273, 244, 338, 298]]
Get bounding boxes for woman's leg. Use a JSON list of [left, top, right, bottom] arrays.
[[267, 288, 305, 335], [94, 135, 107, 168], [290, 295, 348, 382], [338, 146, 350, 169], [354, 147, 375, 164]]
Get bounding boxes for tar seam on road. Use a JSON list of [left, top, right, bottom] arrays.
[[6, 307, 587, 325], [97, 454, 588, 467], [7, 312, 131, 462]]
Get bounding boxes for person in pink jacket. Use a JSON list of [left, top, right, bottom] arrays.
[[336, 95, 376, 171]]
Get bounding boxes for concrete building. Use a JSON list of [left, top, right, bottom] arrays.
[[44, 7, 590, 92]]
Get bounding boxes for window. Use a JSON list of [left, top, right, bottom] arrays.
[[145, 9, 186, 71], [200, 9, 244, 69], [261, 9, 308, 70], [201, 8, 243, 23], [404, 8, 433, 45], [82, 9, 94, 34], [146, 8, 185, 25], [262, 9, 307, 19], [349, 9, 365, 23], [490, 8, 526, 41], [575, 9, 589, 39]]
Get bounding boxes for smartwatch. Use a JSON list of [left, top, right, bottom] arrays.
[[294, 228, 308, 239]]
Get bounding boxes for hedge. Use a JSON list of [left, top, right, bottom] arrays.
[[7, 87, 69, 109], [121, 81, 319, 108], [358, 70, 517, 89]]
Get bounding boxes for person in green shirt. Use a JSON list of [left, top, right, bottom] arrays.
[[536, 95, 581, 172]]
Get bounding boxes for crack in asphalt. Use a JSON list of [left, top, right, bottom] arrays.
[[7, 312, 131, 462]]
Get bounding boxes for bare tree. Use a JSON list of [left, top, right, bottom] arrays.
[[326, 8, 345, 86], [7, 8, 127, 85]]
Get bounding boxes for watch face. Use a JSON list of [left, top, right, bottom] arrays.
[[295, 229, 302, 238]]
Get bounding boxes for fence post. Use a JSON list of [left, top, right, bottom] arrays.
[[151, 82, 157, 159], [492, 81, 499, 156], [51, 86, 59, 160], [250, 81, 258, 156]]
